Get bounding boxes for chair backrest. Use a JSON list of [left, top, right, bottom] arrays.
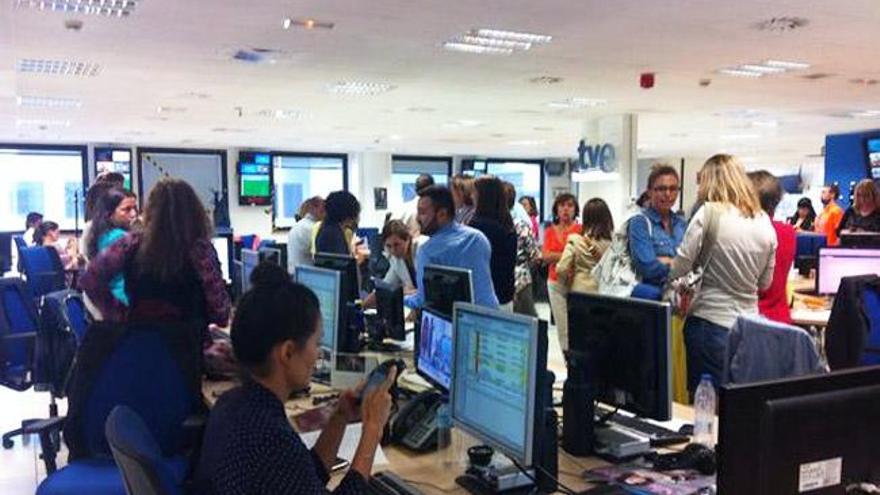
[[0, 278, 39, 391], [18, 246, 65, 298], [106, 406, 183, 495], [861, 286, 880, 366], [13, 235, 26, 252], [725, 314, 824, 385], [63, 321, 202, 461], [36, 290, 87, 396]]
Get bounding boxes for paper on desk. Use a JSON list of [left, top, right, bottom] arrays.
[[299, 422, 389, 466]]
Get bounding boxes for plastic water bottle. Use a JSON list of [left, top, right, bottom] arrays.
[[693, 374, 716, 448], [437, 397, 454, 467]]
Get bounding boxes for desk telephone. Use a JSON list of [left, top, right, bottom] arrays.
[[387, 390, 442, 452]]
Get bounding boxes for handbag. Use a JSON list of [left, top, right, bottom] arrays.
[[592, 214, 651, 298], [665, 203, 721, 316]]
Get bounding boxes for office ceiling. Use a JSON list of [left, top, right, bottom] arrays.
[[1, 0, 879, 168]]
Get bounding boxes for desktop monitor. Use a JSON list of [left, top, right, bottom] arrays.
[[314, 252, 360, 303], [451, 303, 542, 466], [295, 265, 342, 352], [258, 246, 283, 267], [567, 292, 672, 421], [373, 279, 405, 342], [211, 233, 234, 284], [416, 308, 453, 392], [840, 232, 880, 249], [231, 260, 243, 302], [718, 366, 880, 495], [240, 249, 261, 294], [423, 264, 474, 318], [817, 248, 880, 295]]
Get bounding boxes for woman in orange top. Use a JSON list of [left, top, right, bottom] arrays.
[[542, 193, 581, 353]]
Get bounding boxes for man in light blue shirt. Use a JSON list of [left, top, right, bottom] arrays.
[[286, 196, 325, 275], [404, 186, 499, 309]]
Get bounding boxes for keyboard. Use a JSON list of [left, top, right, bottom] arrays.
[[369, 471, 424, 495], [605, 413, 690, 447]]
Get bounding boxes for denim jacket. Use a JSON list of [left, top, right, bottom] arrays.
[[627, 207, 686, 286]]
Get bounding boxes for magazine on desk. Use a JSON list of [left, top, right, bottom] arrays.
[[584, 465, 715, 495]]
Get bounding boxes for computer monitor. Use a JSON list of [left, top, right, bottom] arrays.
[[258, 246, 283, 267], [295, 265, 342, 352], [231, 260, 243, 302], [417, 308, 453, 392], [718, 366, 880, 495], [423, 264, 474, 318], [840, 232, 880, 249], [451, 303, 542, 466], [567, 292, 672, 421], [240, 249, 261, 294], [817, 248, 880, 294], [211, 233, 234, 284], [314, 252, 360, 303], [373, 279, 405, 342]]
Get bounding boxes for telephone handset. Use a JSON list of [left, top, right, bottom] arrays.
[[387, 390, 442, 452]]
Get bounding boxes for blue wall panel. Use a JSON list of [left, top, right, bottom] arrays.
[[825, 129, 879, 209]]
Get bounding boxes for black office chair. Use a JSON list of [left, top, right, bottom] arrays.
[[0, 277, 40, 449]]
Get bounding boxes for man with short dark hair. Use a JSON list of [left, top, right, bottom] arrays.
[[815, 183, 844, 246], [404, 185, 498, 309], [395, 174, 435, 237]]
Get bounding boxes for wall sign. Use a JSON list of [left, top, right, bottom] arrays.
[[576, 139, 617, 173]]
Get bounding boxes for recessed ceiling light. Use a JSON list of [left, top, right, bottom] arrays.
[[325, 81, 396, 95], [475, 28, 552, 44], [282, 17, 334, 30], [15, 0, 139, 17], [156, 106, 187, 113], [442, 42, 513, 55], [16, 58, 101, 77], [16, 95, 82, 108], [547, 97, 607, 109], [764, 59, 811, 70], [15, 118, 71, 128], [255, 109, 307, 120]]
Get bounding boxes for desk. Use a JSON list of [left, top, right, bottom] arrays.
[[202, 378, 696, 494]]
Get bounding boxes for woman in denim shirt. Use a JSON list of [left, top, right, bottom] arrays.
[[628, 164, 687, 300]]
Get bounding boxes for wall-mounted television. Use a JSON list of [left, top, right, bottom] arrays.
[[238, 151, 273, 206], [95, 147, 132, 190], [867, 137, 880, 182]]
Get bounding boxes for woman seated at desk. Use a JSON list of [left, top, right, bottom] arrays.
[[194, 263, 394, 495], [837, 179, 880, 235], [363, 220, 420, 309]]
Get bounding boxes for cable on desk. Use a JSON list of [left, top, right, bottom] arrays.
[[507, 454, 578, 495]]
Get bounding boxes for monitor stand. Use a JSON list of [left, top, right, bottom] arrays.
[[455, 464, 535, 495], [366, 340, 403, 353]]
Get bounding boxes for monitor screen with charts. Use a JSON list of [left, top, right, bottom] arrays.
[[451, 303, 539, 466], [817, 248, 880, 294], [417, 308, 453, 391]]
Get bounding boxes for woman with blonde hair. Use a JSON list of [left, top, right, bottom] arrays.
[[669, 154, 777, 393], [451, 174, 476, 225], [837, 179, 880, 234]]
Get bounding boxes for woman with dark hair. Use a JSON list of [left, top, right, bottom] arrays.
[[34, 221, 79, 271], [519, 196, 540, 238], [362, 220, 419, 309], [542, 193, 580, 350], [557, 198, 614, 294], [194, 262, 394, 495], [84, 187, 138, 305], [788, 197, 817, 232], [507, 185, 541, 316], [313, 191, 367, 264], [470, 176, 518, 308], [81, 178, 230, 329], [451, 174, 476, 225]]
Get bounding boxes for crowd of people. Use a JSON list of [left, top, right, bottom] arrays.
[[14, 156, 880, 494]]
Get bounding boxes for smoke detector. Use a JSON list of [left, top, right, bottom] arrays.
[[753, 16, 809, 32]]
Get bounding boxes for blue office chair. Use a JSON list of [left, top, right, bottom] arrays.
[[18, 246, 66, 299], [106, 406, 184, 495], [33, 321, 204, 495], [13, 235, 27, 253], [860, 286, 880, 366], [0, 277, 40, 449]]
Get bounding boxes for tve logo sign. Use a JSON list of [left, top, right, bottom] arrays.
[[576, 139, 617, 173]]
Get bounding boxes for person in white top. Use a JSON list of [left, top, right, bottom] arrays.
[[669, 154, 777, 394], [286, 196, 325, 275], [23, 212, 43, 247], [392, 174, 434, 238]]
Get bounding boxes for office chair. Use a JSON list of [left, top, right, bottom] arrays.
[[106, 406, 184, 495], [33, 321, 204, 495], [34, 290, 89, 417], [860, 286, 880, 366], [724, 314, 824, 385], [18, 246, 66, 298], [0, 278, 40, 449]]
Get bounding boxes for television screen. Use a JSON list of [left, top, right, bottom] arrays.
[[95, 147, 132, 190], [238, 152, 272, 205], [867, 137, 880, 181]]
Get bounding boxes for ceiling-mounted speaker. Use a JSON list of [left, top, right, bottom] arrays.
[[546, 160, 567, 177]]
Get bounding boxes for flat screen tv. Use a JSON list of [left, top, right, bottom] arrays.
[[238, 152, 273, 205], [866, 137, 880, 182]]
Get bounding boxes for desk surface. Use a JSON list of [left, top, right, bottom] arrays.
[[790, 274, 832, 328], [202, 378, 695, 494]]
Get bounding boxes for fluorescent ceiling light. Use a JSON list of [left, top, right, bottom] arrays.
[[325, 81, 396, 95], [750, 120, 779, 128], [17, 58, 101, 77], [16, 95, 82, 108], [255, 109, 307, 120], [282, 17, 334, 30], [442, 119, 482, 128], [547, 97, 607, 109], [475, 28, 552, 44], [15, 0, 139, 17], [849, 110, 880, 119], [507, 139, 546, 146], [458, 35, 531, 50], [443, 42, 513, 55], [764, 59, 811, 70], [15, 118, 70, 128], [718, 68, 764, 78], [739, 64, 786, 74]]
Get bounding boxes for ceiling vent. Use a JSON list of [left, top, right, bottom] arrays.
[[15, 0, 140, 18], [753, 16, 809, 32], [529, 76, 564, 85], [232, 48, 281, 64], [801, 73, 835, 80]]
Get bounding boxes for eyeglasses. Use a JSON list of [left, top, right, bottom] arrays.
[[652, 186, 680, 193]]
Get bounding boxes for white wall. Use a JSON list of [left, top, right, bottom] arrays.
[[576, 114, 638, 226], [351, 151, 394, 229]]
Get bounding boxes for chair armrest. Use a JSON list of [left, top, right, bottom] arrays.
[[23, 416, 66, 475], [22, 416, 65, 435]]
